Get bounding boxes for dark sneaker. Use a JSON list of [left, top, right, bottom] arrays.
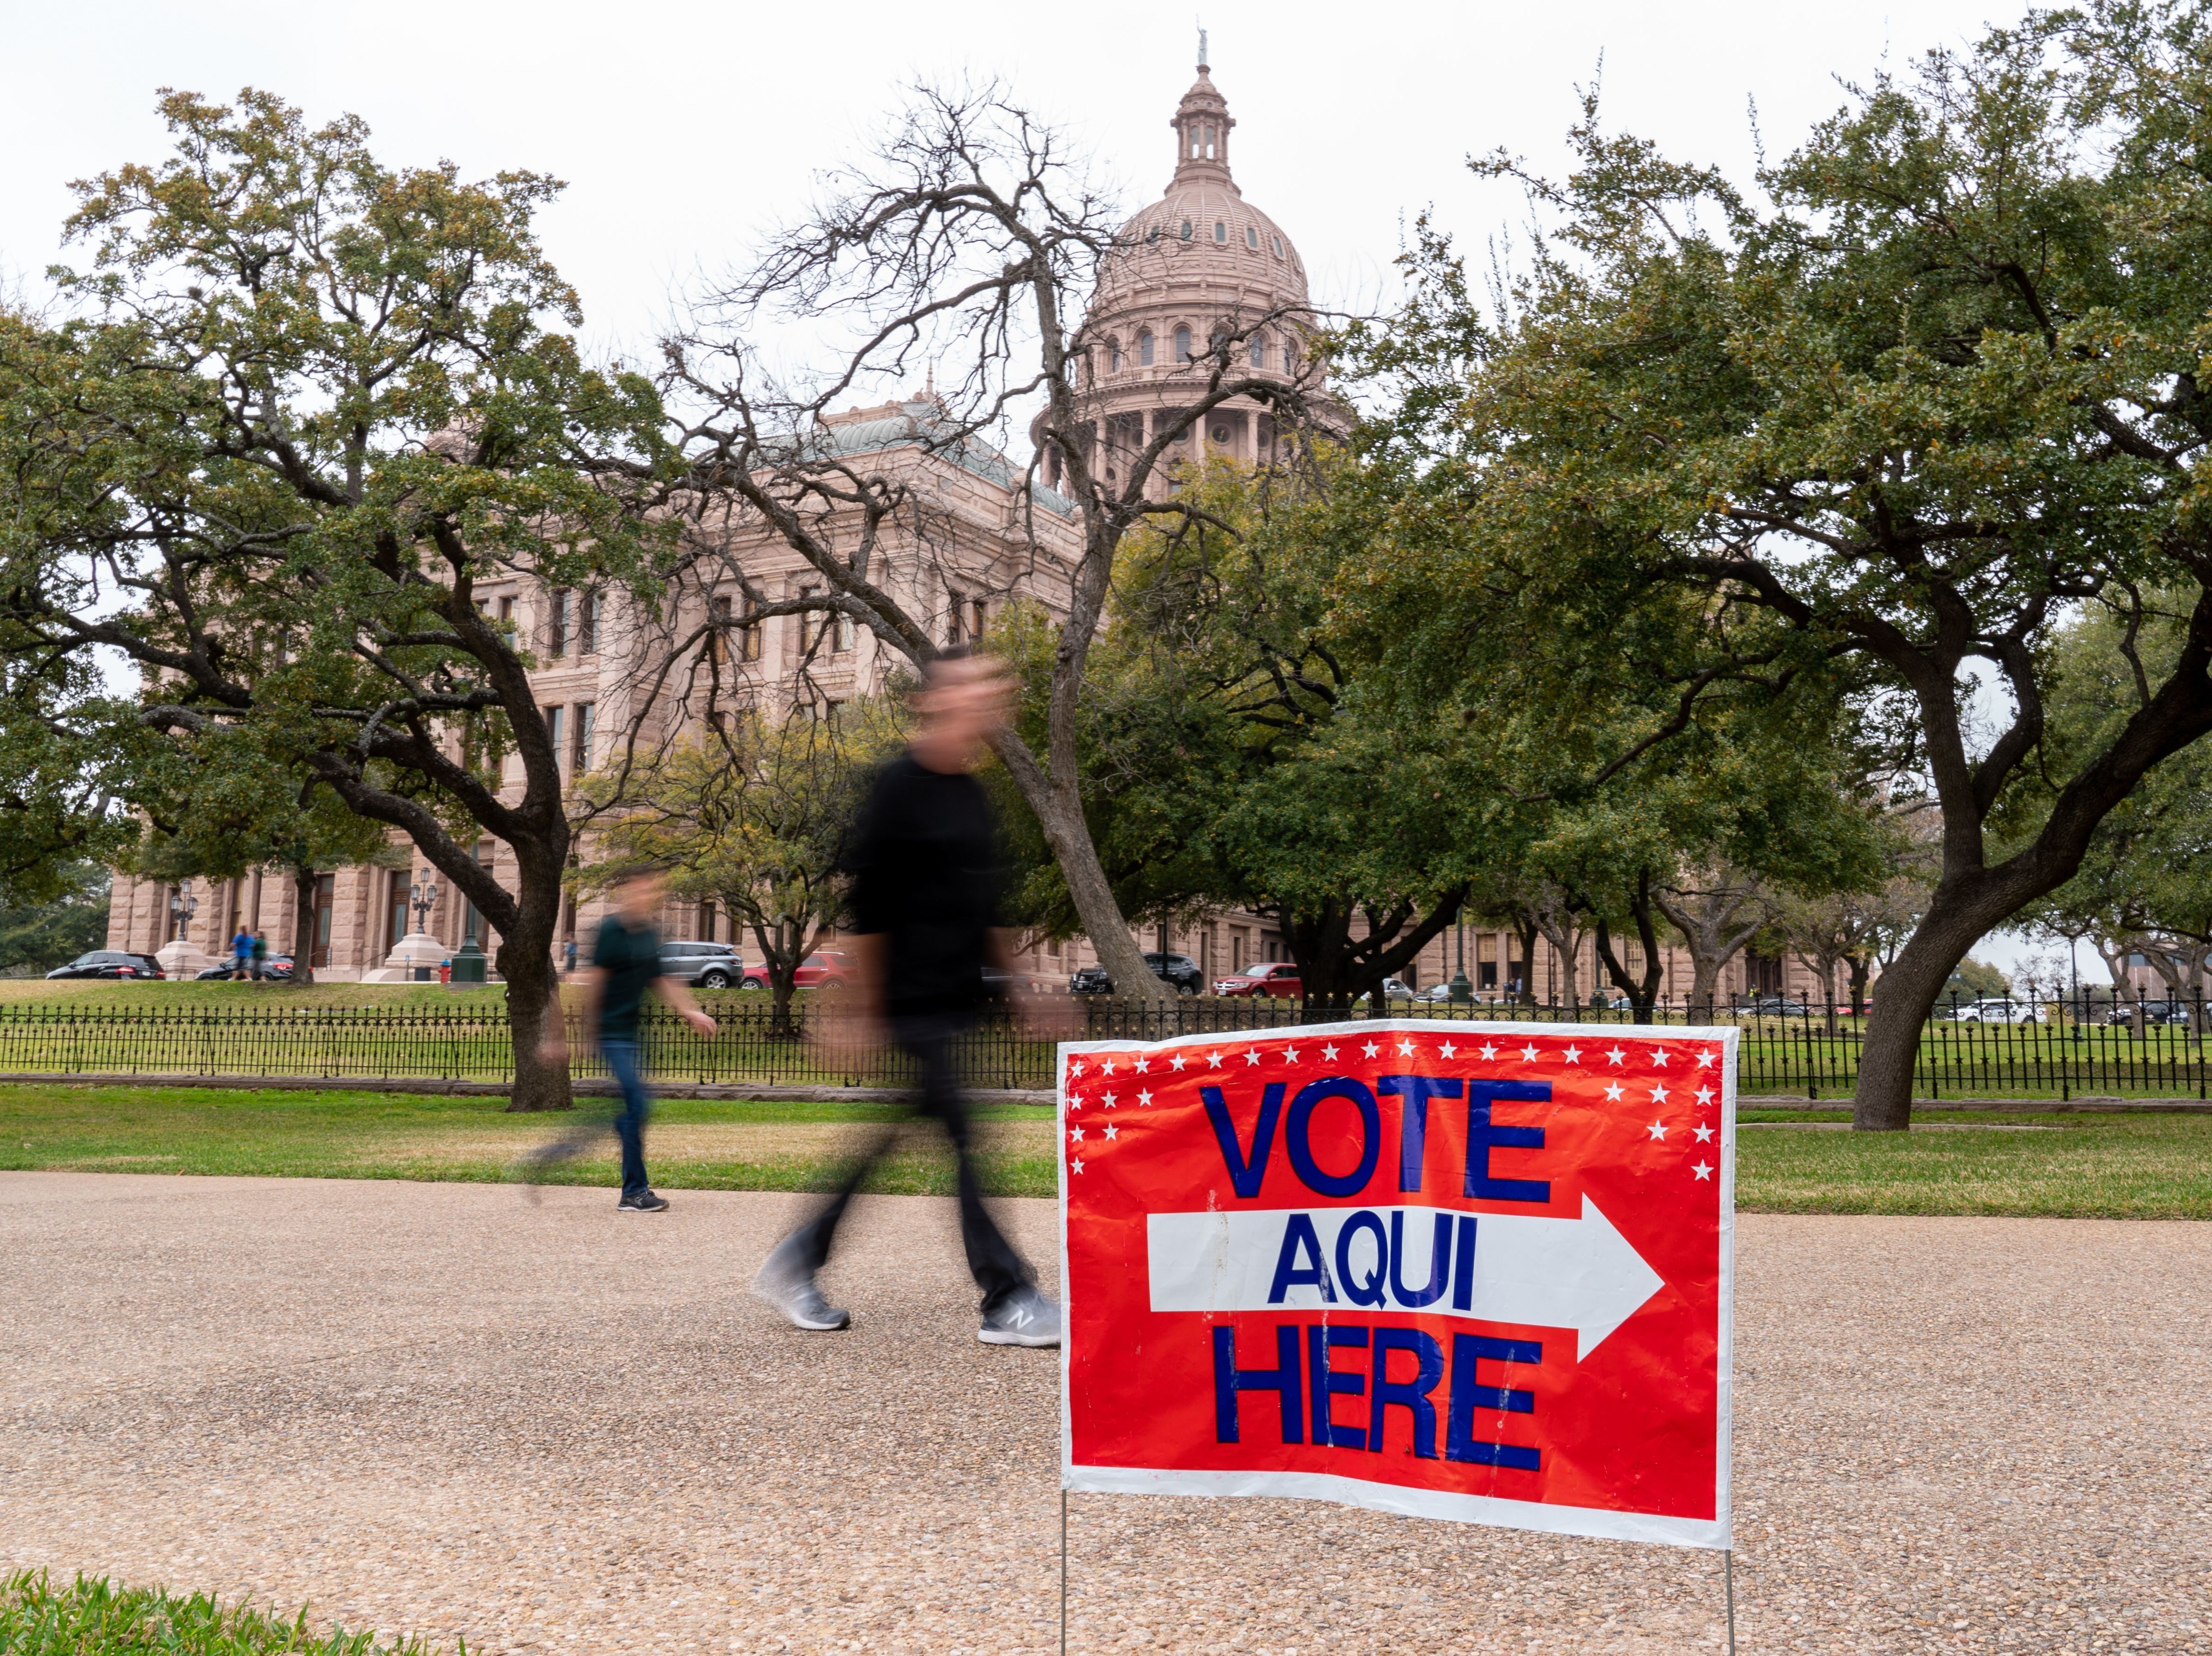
[[750, 1257, 850, 1331], [617, 1190, 670, 1213], [978, 1287, 1061, 1348]]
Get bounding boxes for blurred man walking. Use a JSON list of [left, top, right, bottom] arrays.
[[752, 649, 1064, 1346], [530, 865, 717, 1211]]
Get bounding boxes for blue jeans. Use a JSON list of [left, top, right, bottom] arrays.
[[528, 1036, 652, 1196]]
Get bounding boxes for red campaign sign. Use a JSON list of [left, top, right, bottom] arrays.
[[1058, 1019, 1736, 1549]]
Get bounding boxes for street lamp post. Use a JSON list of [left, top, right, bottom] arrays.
[[409, 870, 439, 933], [1449, 912, 1472, 1005], [168, 880, 198, 943]]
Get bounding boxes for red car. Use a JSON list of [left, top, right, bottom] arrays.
[[744, 950, 854, 991], [1213, 962, 1303, 999]]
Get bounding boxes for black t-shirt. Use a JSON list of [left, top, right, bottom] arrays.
[[843, 752, 1003, 1015], [592, 914, 662, 1041]]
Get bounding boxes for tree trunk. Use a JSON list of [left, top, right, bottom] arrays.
[[994, 736, 1173, 1004], [289, 862, 317, 986], [1846, 955, 1870, 1017], [498, 849, 573, 1114], [1852, 896, 1992, 1131]]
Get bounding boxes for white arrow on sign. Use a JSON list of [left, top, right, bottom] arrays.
[[1146, 1196, 1666, 1360]]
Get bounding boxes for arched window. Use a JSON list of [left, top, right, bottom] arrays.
[[1203, 123, 1216, 159], [1249, 336, 1266, 368], [1174, 326, 1192, 362], [1138, 331, 1155, 366], [1146, 225, 1160, 243], [1215, 220, 1227, 243], [1107, 338, 1122, 372], [1246, 226, 1259, 249], [1272, 235, 1284, 259], [1180, 220, 1193, 241]]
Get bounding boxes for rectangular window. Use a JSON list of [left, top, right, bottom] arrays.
[[388, 872, 410, 952], [970, 598, 988, 643], [497, 595, 514, 625], [710, 594, 732, 664], [311, 873, 336, 969], [572, 702, 594, 773], [579, 590, 600, 655], [945, 590, 967, 646], [548, 589, 571, 657], [741, 596, 762, 661], [544, 706, 564, 773]]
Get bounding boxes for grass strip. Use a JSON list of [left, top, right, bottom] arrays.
[[1, 1085, 2206, 1216], [0, 1570, 445, 1655]]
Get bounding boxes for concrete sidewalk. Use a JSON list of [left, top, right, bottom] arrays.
[[1, 1173, 2205, 1654]]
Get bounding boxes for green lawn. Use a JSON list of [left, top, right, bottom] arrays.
[[0, 1572, 443, 1656], [0, 1083, 2205, 1216]]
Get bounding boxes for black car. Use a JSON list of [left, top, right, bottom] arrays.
[[47, 950, 166, 981], [195, 955, 296, 982], [1069, 951, 1205, 996], [2105, 999, 2193, 1026], [657, 939, 744, 989]]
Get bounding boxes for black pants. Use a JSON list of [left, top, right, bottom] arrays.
[[784, 1012, 1034, 1315]]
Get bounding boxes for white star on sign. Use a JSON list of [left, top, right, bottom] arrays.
[[1697, 1049, 1717, 1069], [1606, 1046, 1627, 1066], [1069, 1060, 1085, 1078], [1439, 1041, 1458, 1058], [1071, 1158, 1084, 1174], [1648, 1121, 1667, 1140], [1170, 1054, 1187, 1072], [1649, 1048, 1670, 1067], [1362, 1041, 1381, 1058], [1562, 1045, 1581, 1064], [1135, 1057, 1150, 1074], [1102, 1092, 1117, 1108], [1695, 1086, 1715, 1106], [1650, 1084, 1670, 1104], [1694, 1123, 1715, 1143], [1520, 1043, 1540, 1062], [1283, 1047, 1300, 1062], [1398, 1039, 1417, 1057], [1068, 1095, 1082, 1111], [1103, 1123, 1119, 1141], [1069, 1126, 1084, 1142], [1692, 1161, 1714, 1181], [1604, 1082, 1624, 1102], [1480, 1043, 1499, 1060], [1137, 1090, 1153, 1106], [1322, 1044, 1340, 1060], [1245, 1049, 1263, 1066], [1208, 1051, 1224, 1068]]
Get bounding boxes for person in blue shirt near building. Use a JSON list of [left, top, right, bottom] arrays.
[[527, 865, 717, 1211]]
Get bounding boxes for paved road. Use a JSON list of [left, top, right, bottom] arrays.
[[1, 1172, 2206, 1654]]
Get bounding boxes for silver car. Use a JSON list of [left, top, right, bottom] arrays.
[[656, 939, 744, 989]]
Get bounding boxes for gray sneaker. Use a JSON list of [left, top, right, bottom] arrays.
[[978, 1287, 1062, 1348], [750, 1253, 850, 1332]]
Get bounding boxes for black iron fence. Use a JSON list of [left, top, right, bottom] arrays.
[[0, 990, 2202, 1100]]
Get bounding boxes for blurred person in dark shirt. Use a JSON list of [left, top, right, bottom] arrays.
[[524, 865, 718, 1211], [752, 649, 1068, 1346]]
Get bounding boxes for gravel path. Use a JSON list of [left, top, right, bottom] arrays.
[[1, 1172, 2205, 1654]]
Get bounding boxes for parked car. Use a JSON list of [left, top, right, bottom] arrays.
[[1214, 961, 1304, 999], [655, 939, 744, 989], [1068, 952, 1205, 996], [742, 949, 852, 992], [195, 955, 296, 982], [1948, 999, 2047, 1024], [1739, 996, 1811, 1016], [2103, 999, 2191, 1026], [46, 950, 166, 981], [1379, 976, 1416, 999]]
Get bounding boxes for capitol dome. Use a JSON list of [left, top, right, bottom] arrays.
[[1066, 55, 1325, 485], [1091, 66, 1311, 316]]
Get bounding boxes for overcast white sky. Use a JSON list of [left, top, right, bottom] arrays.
[[1, 0, 2083, 978]]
